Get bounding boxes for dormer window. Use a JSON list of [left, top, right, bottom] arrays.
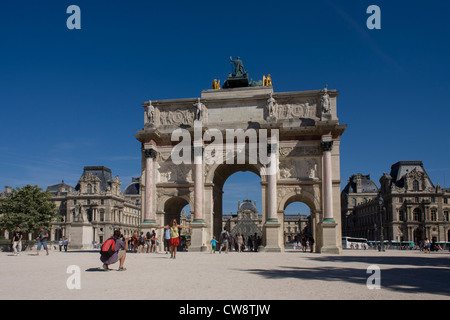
[[413, 180, 419, 191]]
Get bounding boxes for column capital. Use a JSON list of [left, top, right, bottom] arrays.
[[320, 140, 333, 152], [143, 148, 157, 159]]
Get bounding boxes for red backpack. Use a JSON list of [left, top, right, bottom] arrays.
[[100, 238, 116, 258]]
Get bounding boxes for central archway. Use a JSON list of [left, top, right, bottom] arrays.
[[206, 162, 265, 242], [278, 190, 319, 252]]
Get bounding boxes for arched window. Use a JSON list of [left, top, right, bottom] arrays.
[[413, 180, 419, 191], [87, 184, 92, 194]]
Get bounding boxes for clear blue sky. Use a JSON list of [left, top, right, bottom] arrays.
[[1, 1, 449, 216]]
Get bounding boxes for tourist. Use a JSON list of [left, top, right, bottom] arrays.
[[131, 232, 138, 253], [159, 219, 192, 259], [138, 232, 145, 253], [425, 238, 431, 253], [210, 236, 218, 254], [59, 238, 63, 251], [36, 226, 49, 256], [301, 236, 307, 253], [236, 232, 244, 252], [11, 226, 23, 256], [248, 235, 253, 252], [219, 227, 230, 254], [151, 230, 158, 253], [163, 227, 171, 254], [64, 238, 69, 251], [145, 232, 152, 253], [101, 229, 130, 271], [309, 236, 315, 253]]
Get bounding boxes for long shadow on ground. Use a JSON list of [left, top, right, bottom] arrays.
[[239, 254, 450, 297]]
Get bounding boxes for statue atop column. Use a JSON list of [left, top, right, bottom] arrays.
[[266, 92, 277, 122], [193, 98, 204, 121], [320, 85, 332, 120], [145, 100, 155, 128]]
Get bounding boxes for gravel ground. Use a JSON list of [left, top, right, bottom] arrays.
[[1, 248, 449, 300]]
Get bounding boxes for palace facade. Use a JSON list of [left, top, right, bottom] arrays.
[[342, 161, 450, 244], [47, 166, 141, 249]]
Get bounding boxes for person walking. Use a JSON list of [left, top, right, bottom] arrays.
[[59, 238, 63, 251], [219, 227, 230, 254], [36, 226, 49, 256], [236, 232, 244, 253], [159, 219, 192, 259], [210, 236, 218, 254], [11, 227, 23, 256]]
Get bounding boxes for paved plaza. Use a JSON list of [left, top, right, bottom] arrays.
[[0, 248, 448, 300]]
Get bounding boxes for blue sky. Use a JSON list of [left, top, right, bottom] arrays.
[[1, 1, 449, 216]]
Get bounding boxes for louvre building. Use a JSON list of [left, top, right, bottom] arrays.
[[342, 161, 450, 244], [47, 166, 141, 249]]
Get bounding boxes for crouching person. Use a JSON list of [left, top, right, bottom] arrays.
[[100, 229, 129, 271]]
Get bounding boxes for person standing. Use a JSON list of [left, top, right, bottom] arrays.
[[151, 230, 158, 253], [163, 227, 171, 254], [309, 236, 315, 253], [36, 226, 49, 256], [159, 219, 192, 259], [11, 227, 23, 256], [64, 238, 69, 252], [236, 232, 244, 253], [59, 238, 63, 252]]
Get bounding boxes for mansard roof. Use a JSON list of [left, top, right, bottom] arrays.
[[389, 161, 434, 189], [75, 166, 113, 192], [342, 174, 378, 194]]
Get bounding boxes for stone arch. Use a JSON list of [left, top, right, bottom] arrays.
[[207, 162, 264, 240], [162, 196, 191, 225], [278, 188, 317, 213], [277, 189, 321, 252]]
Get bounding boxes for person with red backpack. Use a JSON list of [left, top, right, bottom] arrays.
[[100, 229, 130, 271]]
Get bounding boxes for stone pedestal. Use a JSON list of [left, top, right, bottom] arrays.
[[263, 221, 281, 252], [320, 221, 340, 254], [189, 221, 208, 252], [70, 223, 93, 249]]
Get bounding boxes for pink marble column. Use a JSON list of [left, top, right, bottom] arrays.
[[267, 143, 278, 222], [193, 143, 203, 222], [143, 148, 157, 223], [321, 140, 334, 222]]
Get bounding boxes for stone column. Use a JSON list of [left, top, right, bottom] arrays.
[[190, 126, 207, 252], [319, 137, 340, 253], [262, 142, 281, 252], [321, 140, 334, 222], [267, 143, 278, 222], [193, 145, 204, 223], [142, 148, 157, 226]]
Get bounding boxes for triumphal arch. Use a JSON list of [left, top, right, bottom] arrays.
[[135, 59, 346, 253]]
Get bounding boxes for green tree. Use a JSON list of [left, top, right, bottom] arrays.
[[0, 185, 57, 235]]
